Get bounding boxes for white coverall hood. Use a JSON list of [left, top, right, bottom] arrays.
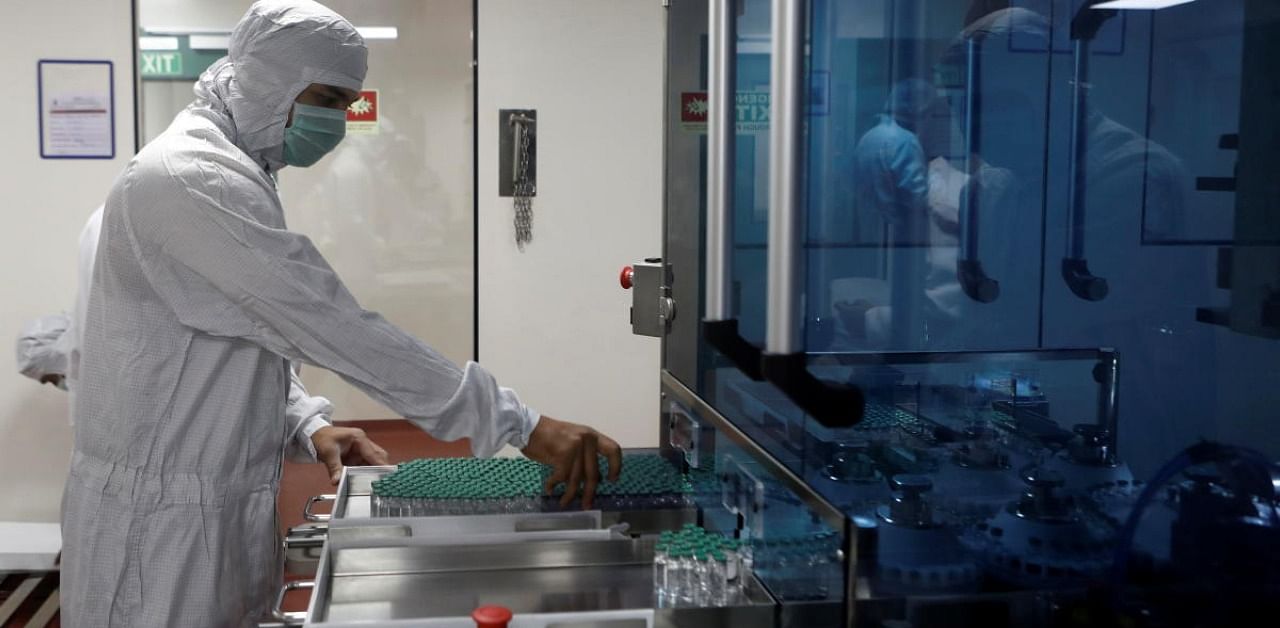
[[192, 0, 367, 172]]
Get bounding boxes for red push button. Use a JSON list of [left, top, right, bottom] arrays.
[[472, 605, 513, 628], [620, 266, 634, 290]]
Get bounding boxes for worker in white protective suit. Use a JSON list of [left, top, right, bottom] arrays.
[[18, 315, 339, 461], [14, 207, 100, 401], [61, 1, 622, 626], [15, 207, 104, 416], [16, 205, 338, 466], [844, 78, 1017, 350]]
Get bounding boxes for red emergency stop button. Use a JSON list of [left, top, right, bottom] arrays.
[[472, 605, 513, 628], [620, 266, 634, 290]]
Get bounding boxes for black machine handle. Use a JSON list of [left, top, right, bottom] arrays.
[[958, 37, 1000, 304], [1061, 1, 1118, 302], [760, 353, 865, 429]]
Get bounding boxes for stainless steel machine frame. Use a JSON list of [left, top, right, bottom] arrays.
[[278, 529, 777, 627]]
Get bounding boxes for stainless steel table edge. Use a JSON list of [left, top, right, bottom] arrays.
[[293, 537, 777, 627]]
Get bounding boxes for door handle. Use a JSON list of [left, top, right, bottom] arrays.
[[958, 37, 1000, 304], [703, 0, 763, 380], [761, 0, 864, 428], [1061, 2, 1118, 302]]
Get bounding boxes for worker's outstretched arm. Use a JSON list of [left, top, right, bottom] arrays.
[[119, 151, 621, 503]]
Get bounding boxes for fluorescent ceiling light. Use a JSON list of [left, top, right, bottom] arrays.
[[189, 35, 231, 50], [144, 25, 398, 41], [1092, 0, 1196, 9], [357, 26, 398, 40], [143, 26, 233, 35], [139, 36, 180, 51]]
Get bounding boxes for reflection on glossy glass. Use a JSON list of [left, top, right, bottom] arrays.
[[822, 3, 1052, 353], [687, 0, 1280, 621]]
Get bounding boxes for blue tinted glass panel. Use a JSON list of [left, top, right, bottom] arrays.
[[686, 0, 1279, 615], [794, 0, 1280, 611]]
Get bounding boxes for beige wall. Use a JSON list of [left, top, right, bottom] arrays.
[[138, 0, 476, 421], [139, 0, 245, 30], [0, 0, 136, 522], [477, 0, 666, 448]]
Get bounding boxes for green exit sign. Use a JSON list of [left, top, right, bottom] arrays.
[[140, 51, 184, 78]]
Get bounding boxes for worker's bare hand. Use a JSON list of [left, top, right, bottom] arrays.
[[312, 426, 391, 485], [522, 416, 622, 510]]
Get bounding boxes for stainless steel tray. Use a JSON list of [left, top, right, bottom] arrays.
[[302, 465, 396, 522], [288, 466, 616, 576], [276, 537, 776, 628], [289, 464, 700, 577]]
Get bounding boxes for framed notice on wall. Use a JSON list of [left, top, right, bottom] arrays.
[[37, 59, 115, 159]]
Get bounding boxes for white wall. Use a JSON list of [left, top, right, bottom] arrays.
[[140, 0, 244, 30], [0, 0, 136, 522], [477, 0, 666, 448]]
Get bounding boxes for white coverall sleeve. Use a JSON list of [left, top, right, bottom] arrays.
[[122, 164, 538, 458], [285, 364, 332, 463], [15, 314, 71, 383]]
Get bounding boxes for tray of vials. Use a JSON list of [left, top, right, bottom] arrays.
[[303, 451, 700, 524], [370, 454, 696, 517]]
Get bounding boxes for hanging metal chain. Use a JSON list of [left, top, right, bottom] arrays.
[[512, 117, 535, 249]]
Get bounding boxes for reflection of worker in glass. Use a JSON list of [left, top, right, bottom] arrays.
[[842, 79, 929, 349], [850, 79, 931, 237], [959, 0, 1205, 475], [842, 77, 1016, 350]]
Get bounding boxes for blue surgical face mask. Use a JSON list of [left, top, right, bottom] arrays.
[[282, 103, 347, 167]]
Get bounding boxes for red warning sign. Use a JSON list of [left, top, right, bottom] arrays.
[[346, 89, 379, 134], [679, 90, 771, 134], [681, 91, 709, 130]]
